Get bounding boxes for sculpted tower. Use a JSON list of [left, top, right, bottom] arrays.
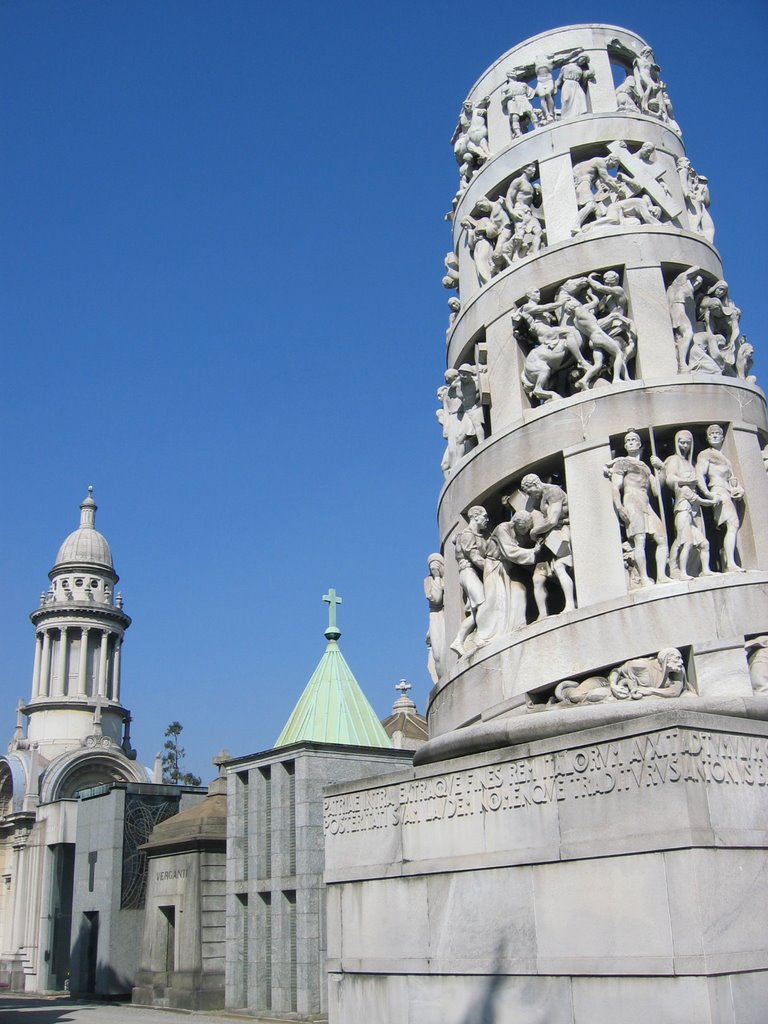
[[325, 25, 768, 1022]]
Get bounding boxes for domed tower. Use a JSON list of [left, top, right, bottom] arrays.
[[26, 487, 133, 759]]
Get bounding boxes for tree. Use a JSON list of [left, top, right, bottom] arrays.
[[162, 721, 202, 786]]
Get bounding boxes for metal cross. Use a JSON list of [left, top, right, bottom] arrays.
[[323, 588, 343, 630]]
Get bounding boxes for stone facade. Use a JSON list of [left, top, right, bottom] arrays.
[[325, 24, 768, 1023], [69, 781, 204, 999], [226, 742, 412, 1020], [132, 770, 225, 1011]]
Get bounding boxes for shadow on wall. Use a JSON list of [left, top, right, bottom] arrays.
[[68, 918, 132, 999], [459, 947, 549, 1024]]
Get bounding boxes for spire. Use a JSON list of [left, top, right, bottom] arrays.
[[79, 485, 97, 529], [274, 590, 392, 749]]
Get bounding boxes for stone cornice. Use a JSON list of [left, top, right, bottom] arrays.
[[29, 604, 131, 629]]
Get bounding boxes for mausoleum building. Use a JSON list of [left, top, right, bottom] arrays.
[[225, 593, 414, 1020]]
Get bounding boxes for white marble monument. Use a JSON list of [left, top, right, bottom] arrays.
[[326, 24, 768, 1024]]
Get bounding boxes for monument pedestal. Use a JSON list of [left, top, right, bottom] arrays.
[[325, 707, 768, 1023]]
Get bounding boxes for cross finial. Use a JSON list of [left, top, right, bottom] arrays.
[[395, 679, 411, 696], [322, 588, 342, 641]]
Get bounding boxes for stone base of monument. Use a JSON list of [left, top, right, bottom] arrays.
[[324, 708, 768, 1024]]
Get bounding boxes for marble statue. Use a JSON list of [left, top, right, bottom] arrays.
[[669, 485, 716, 580], [500, 73, 536, 138], [476, 507, 539, 645], [461, 200, 500, 286], [695, 424, 744, 572], [746, 636, 768, 695], [451, 506, 492, 656], [519, 474, 575, 616], [735, 341, 756, 384], [622, 45, 684, 134], [548, 647, 689, 707], [449, 97, 491, 218], [437, 369, 463, 478], [615, 73, 641, 111], [587, 270, 637, 366], [666, 266, 704, 369], [563, 296, 631, 388], [677, 157, 715, 243], [424, 554, 445, 683], [556, 54, 594, 119], [447, 296, 461, 332], [452, 98, 491, 177], [662, 429, 714, 579], [605, 430, 670, 587], [572, 154, 621, 231], [489, 165, 546, 270], [698, 281, 742, 361], [442, 251, 459, 291], [457, 363, 486, 449], [437, 365, 486, 478]]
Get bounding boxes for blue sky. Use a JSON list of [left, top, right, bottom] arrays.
[[1, 0, 766, 780]]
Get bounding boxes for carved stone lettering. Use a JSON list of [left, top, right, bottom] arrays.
[[323, 731, 768, 836]]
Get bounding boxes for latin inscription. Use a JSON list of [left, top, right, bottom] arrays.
[[323, 730, 768, 836]]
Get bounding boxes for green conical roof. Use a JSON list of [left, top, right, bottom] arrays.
[[274, 589, 392, 749]]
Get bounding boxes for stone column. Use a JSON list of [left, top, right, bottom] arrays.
[[538, 153, 577, 245], [31, 633, 43, 699], [624, 265, 678, 378], [585, 47, 617, 113], [565, 439, 626, 607], [78, 627, 90, 696], [54, 627, 68, 696], [112, 637, 122, 702], [97, 630, 110, 698], [484, 313, 526, 432], [732, 423, 768, 570], [39, 630, 52, 698]]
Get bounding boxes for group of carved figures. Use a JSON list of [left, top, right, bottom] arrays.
[[573, 141, 682, 235], [614, 43, 680, 134], [446, 142, 713, 304], [426, 474, 576, 663], [460, 164, 546, 282], [666, 270, 752, 379], [449, 43, 680, 218], [441, 265, 750, 423], [513, 270, 636, 404], [426, 423, 748, 668], [607, 426, 744, 587]]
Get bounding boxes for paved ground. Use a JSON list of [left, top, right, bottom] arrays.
[[0, 994, 291, 1024]]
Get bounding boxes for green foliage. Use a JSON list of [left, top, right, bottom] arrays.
[[161, 720, 202, 786]]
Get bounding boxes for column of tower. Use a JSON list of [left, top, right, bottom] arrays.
[[429, 24, 768, 742]]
